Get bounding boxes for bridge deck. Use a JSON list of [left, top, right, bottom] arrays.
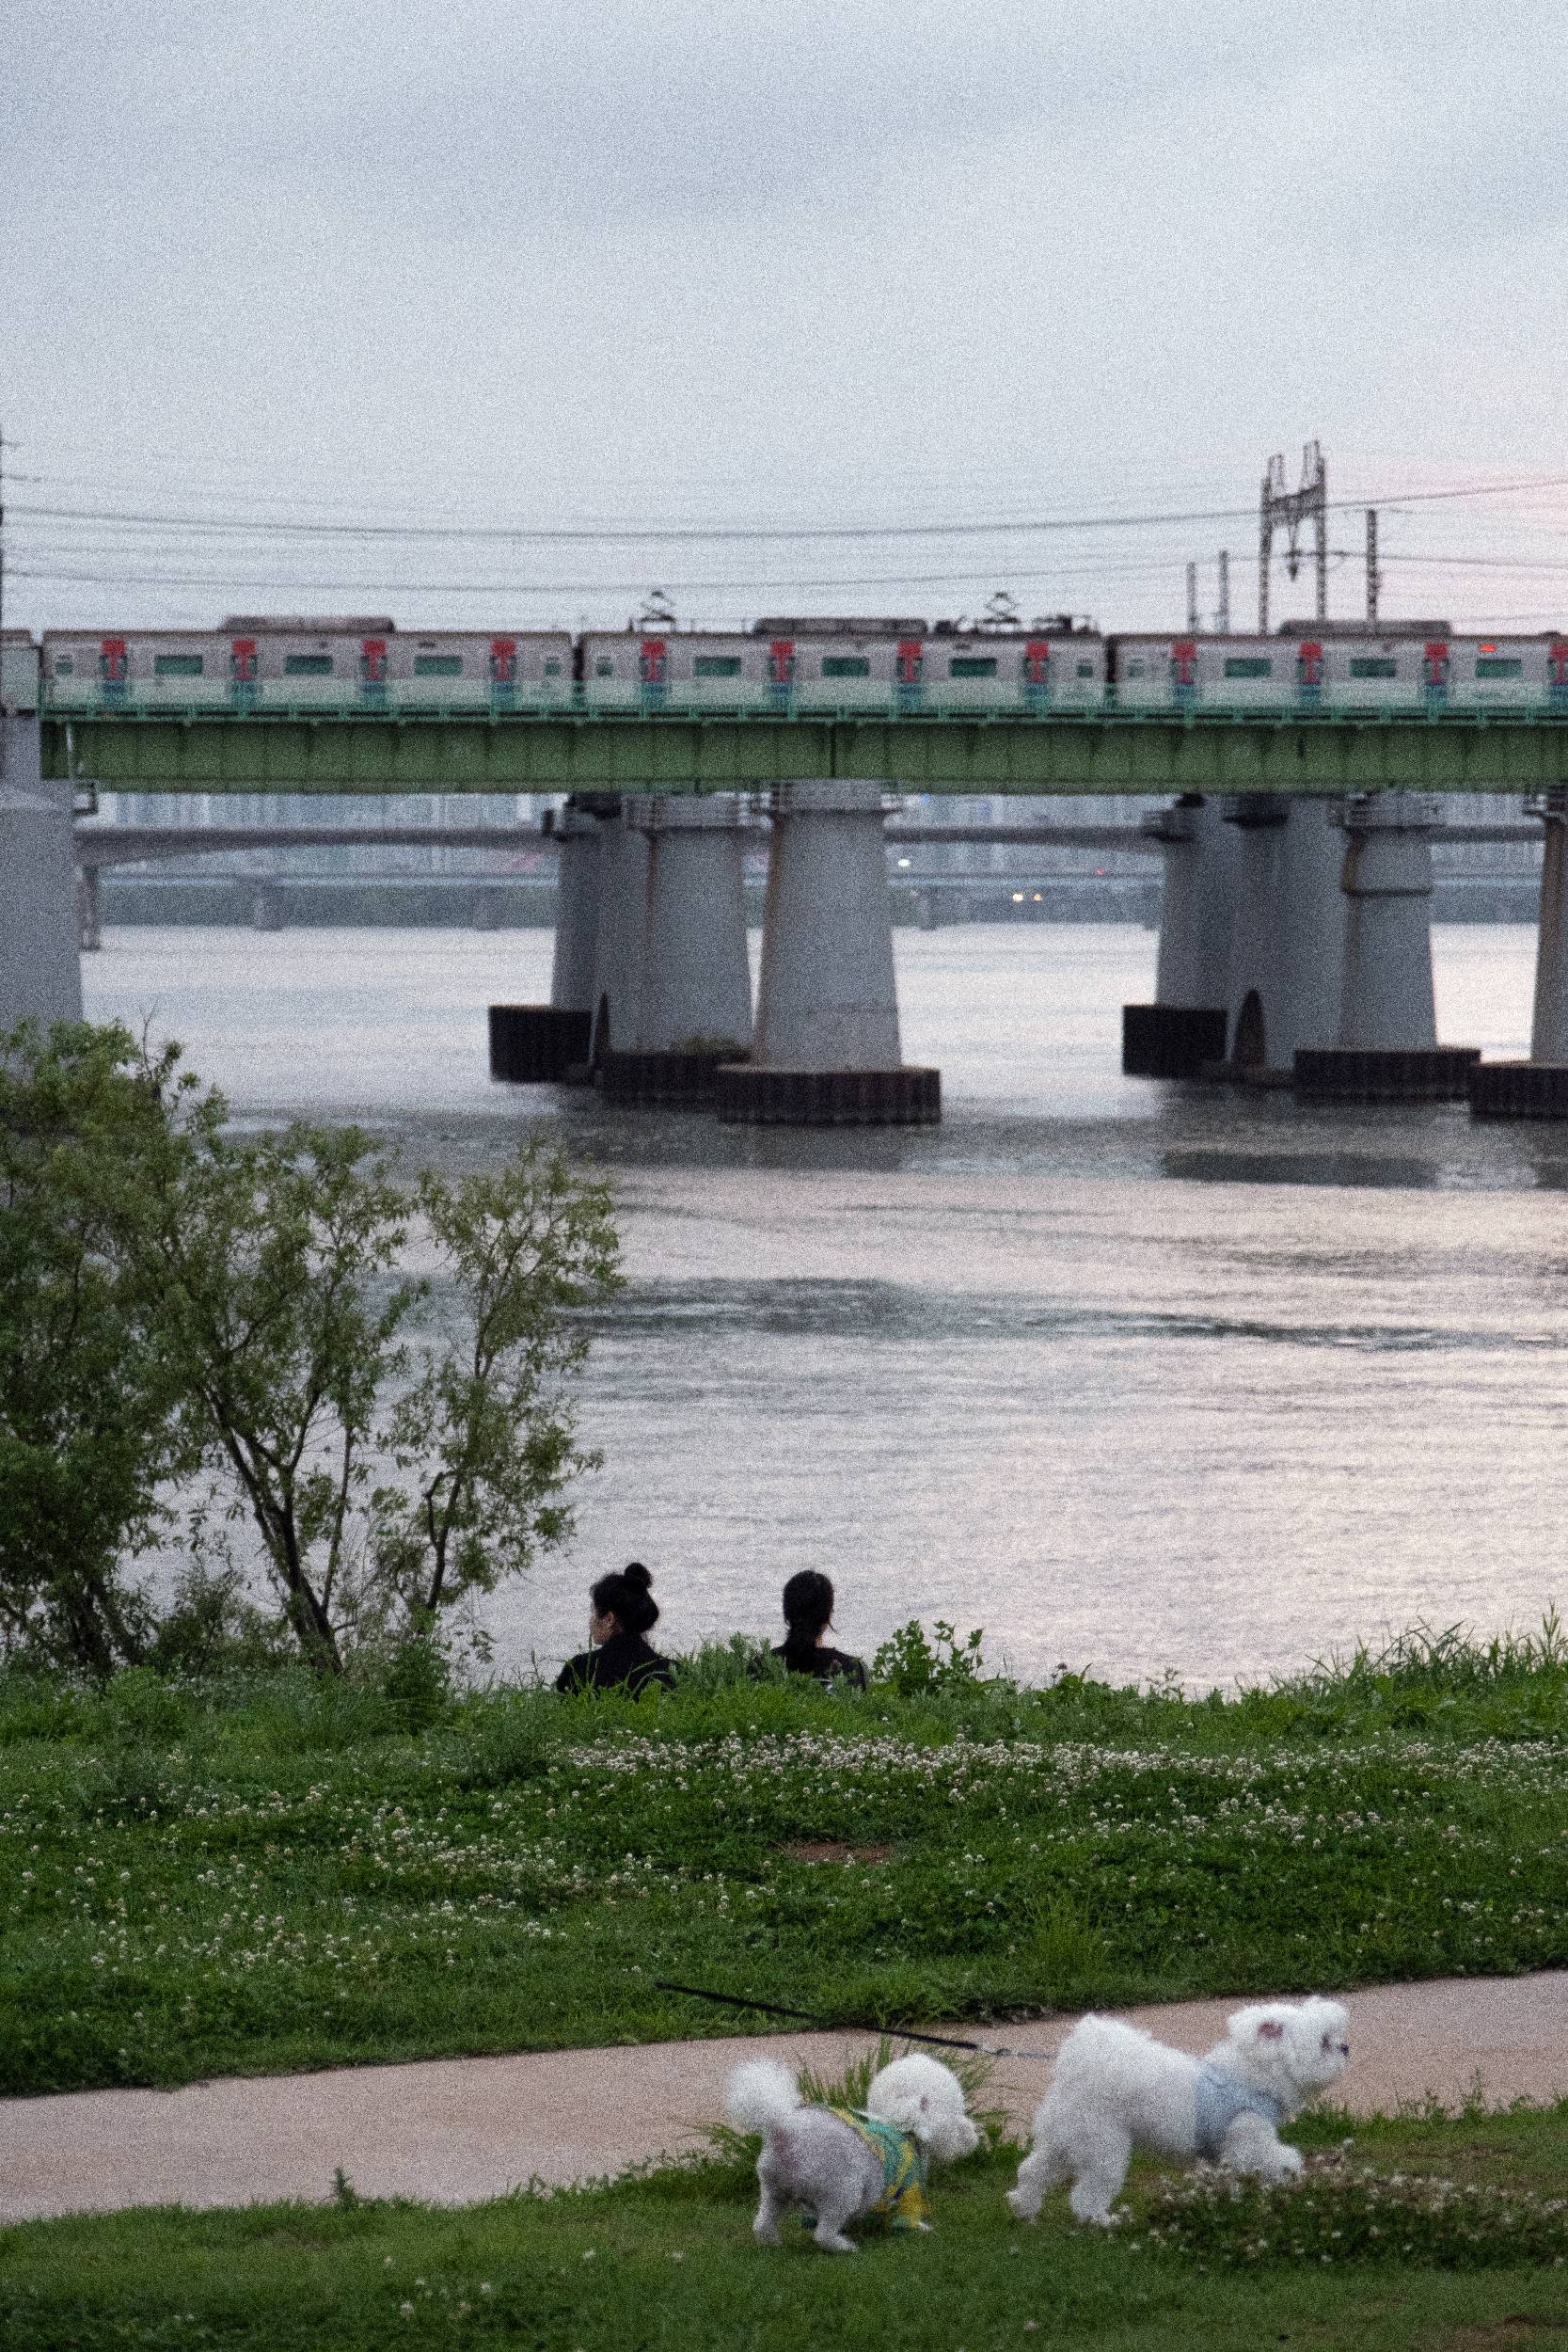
[[42, 706, 1568, 795]]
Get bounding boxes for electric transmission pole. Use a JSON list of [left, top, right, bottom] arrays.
[[1186, 561, 1199, 631], [1259, 440, 1327, 631], [1366, 508, 1380, 625], [1216, 550, 1230, 635]]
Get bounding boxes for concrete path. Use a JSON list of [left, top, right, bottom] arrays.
[[4, 1973, 1567, 2224]]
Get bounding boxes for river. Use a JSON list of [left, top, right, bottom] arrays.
[[84, 921, 1568, 1692]]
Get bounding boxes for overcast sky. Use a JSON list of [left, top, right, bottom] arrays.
[[6, 0, 1567, 634]]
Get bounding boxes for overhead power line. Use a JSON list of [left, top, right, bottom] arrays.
[[15, 472, 1568, 550]]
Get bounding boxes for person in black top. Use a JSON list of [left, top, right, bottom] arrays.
[[773, 1570, 867, 1690], [555, 1563, 674, 1697]]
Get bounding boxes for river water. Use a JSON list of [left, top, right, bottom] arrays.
[[83, 923, 1568, 1692]]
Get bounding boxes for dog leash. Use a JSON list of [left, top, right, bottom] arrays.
[[652, 1979, 1057, 2061]]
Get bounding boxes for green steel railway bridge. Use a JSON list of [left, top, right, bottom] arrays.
[[38, 699, 1568, 797]]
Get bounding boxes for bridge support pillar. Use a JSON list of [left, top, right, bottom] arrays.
[[1123, 794, 1237, 1076], [717, 779, 938, 1125], [589, 800, 653, 1060], [1222, 795, 1344, 1075], [0, 716, 83, 1032], [489, 800, 599, 1083], [1528, 791, 1568, 1063], [602, 795, 752, 1107], [1297, 796, 1476, 1100], [78, 866, 103, 953]]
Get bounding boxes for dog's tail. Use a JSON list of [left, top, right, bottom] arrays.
[[724, 2058, 803, 2137]]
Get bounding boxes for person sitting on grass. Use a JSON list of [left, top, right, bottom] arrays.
[[555, 1563, 674, 1697], [774, 1570, 867, 1691]]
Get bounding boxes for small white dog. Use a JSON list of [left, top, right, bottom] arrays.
[[725, 2051, 980, 2253], [1007, 1995, 1351, 2227]]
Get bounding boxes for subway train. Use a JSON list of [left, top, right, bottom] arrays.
[[15, 613, 1568, 716]]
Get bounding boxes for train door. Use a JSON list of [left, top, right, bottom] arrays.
[[1549, 641, 1568, 709], [768, 638, 796, 706], [359, 638, 389, 703], [1022, 638, 1051, 707], [99, 636, 130, 704], [489, 637, 518, 708], [1171, 637, 1198, 705], [639, 634, 668, 707], [895, 637, 924, 708], [230, 637, 259, 707], [1296, 639, 1323, 707], [1423, 639, 1450, 706]]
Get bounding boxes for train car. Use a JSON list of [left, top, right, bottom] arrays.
[[40, 622, 575, 711], [578, 628, 768, 709], [750, 618, 928, 712], [1109, 625, 1458, 711], [920, 618, 1105, 710], [0, 629, 39, 712]]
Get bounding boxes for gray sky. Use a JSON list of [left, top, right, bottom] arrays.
[[6, 0, 1568, 634]]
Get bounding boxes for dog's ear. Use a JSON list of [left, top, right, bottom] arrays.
[[1256, 2020, 1285, 2042]]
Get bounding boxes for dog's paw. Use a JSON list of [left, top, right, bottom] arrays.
[[1275, 2146, 1305, 2177], [1005, 2189, 1037, 2223]]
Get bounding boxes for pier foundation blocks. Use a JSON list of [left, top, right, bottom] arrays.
[[1468, 1061, 1568, 1120], [487, 1005, 593, 1083], [599, 1047, 744, 1107], [714, 1064, 941, 1127], [1293, 1045, 1481, 1103], [1122, 1003, 1228, 1078]]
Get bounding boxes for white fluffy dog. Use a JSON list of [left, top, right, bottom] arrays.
[[725, 2052, 980, 2253], [1007, 1995, 1351, 2227]]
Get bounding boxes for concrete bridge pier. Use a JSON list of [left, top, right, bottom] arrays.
[[1469, 792, 1568, 1119], [1297, 796, 1477, 1101], [488, 801, 600, 1083], [78, 866, 103, 952], [1221, 795, 1345, 1076], [0, 716, 84, 1032], [1123, 794, 1237, 1077], [717, 779, 938, 1125], [601, 796, 752, 1107]]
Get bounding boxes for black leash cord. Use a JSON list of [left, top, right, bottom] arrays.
[[652, 1978, 1056, 2062]]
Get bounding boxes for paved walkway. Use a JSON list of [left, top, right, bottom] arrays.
[[4, 1973, 1567, 2224]]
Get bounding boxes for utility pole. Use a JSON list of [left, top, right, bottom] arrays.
[[1186, 561, 1199, 632], [1215, 549, 1230, 635], [1366, 507, 1380, 625], [1259, 440, 1327, 631]]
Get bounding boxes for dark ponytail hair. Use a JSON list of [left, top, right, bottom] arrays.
[[781, 1569, 833, 1669], [592, 1561, 659, 1638]]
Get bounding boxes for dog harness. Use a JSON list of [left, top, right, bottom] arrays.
[[802, 2108, 929, 2232], [1193, 2064, 1286, 2160]]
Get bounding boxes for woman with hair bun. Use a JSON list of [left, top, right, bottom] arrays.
[[555, 1563, 674, 1696], [774, 1569, 866, 1691]]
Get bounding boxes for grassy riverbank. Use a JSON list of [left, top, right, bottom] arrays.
[[4, 1626, 1568, 2096], [7, 2100, 1568, 2350]]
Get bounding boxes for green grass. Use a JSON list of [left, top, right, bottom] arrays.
[[6, 1622, 1568, 2094], [8, 2104, 1568, 2350]]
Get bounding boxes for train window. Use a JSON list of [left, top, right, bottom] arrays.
[[594, 658, 615, 677], [1349, 658, 1398, 678], [693, 655, 743, 677], [1475, 657, 1523, 678], [821, 656, 871, 677], [1125, 660, 1147, 677], [414, 655, 464, 676], [544, 658, 562, 676], [1224, 657, 1272, 678], [284, 654, 334, 676], [1076, 661, 1095, 677], [153, 653, 205, 677], [55, 657, 74, 675], [949, 657, 998, 677]]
